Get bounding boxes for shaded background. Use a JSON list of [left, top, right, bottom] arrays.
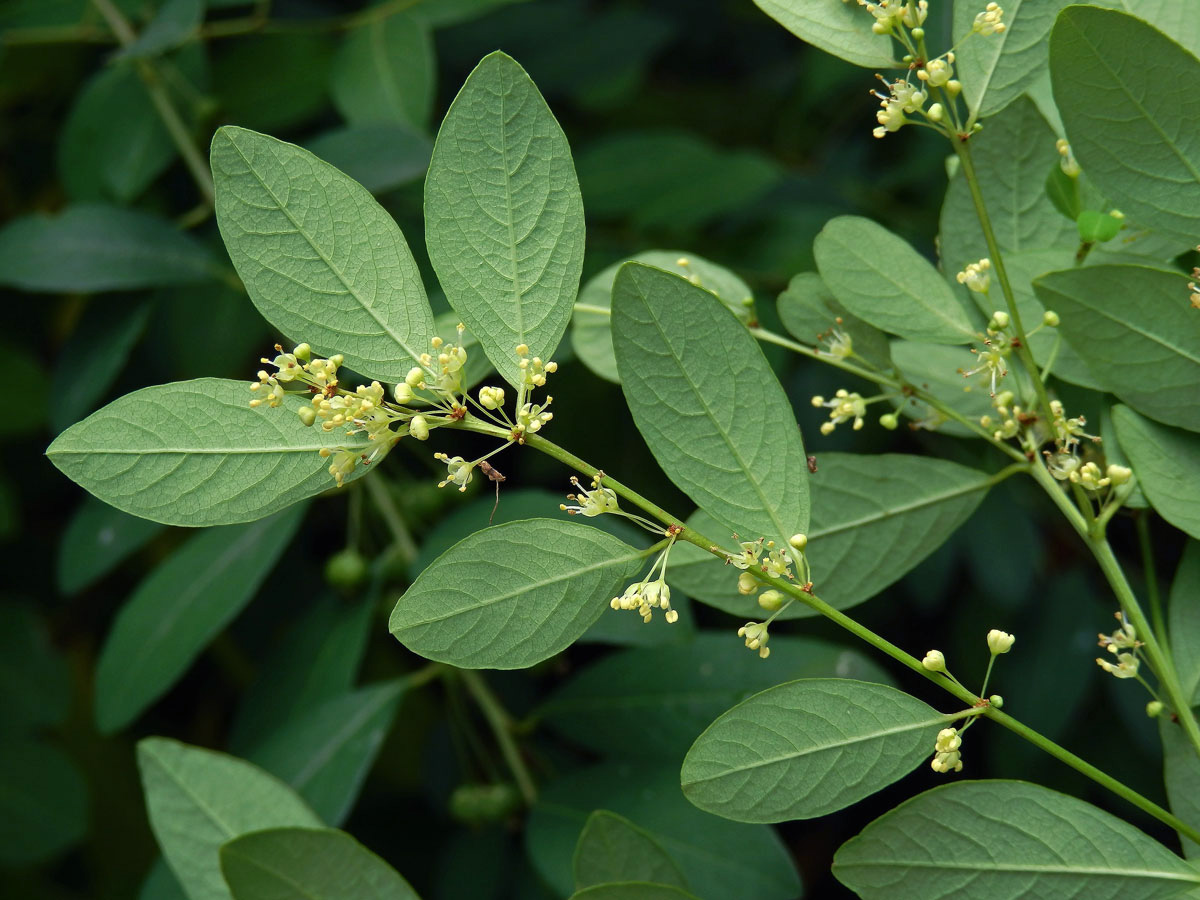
[[0, 0, 1185, 897]]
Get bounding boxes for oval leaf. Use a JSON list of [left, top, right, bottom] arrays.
[[1114, 406, 1200, 541], [833, 779, 1200, 898], [389, 518, 645, 668], [776, 271, 892, 371], [330, 13, 434, 129], [539, 632, 892, 759], [612, 262, 809, 541], [752, 0, 896, 68], [212, 126, 436, 383], [220, 827, 419, 900], [682, 679, 945, 823], [95, 504, 306, 734], [573, 810, 688, 891], [1170, 542, 1200, 707], [1035, 266, 1200, 431], [138, 738, 322, 900], [425, 51, 585, 387], [1051, 6, 1200, 245], [46, 378, 366, 527]]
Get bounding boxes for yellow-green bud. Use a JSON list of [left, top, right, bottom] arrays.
[[325, 548, 368, 589], [1146, 700, 1164, 718], [879, 413, 899, 430], [922, 649, 946, 672], [788, 533, 808, 551], [405, 366, 426, 388], [394, 382, 415, 404], [410, 415, 430, 441], [297, 406, 316, 427], [1106, 464, 1133, 485], [737, 571, 759, 595], [989, 311, 1010, 331], [911, 26, 925, 39], [987, 629, 1015, 655], [1043, 310, 1060, 327], [293, 342, 311, 362], [989, 694, 1003, 708], [758, 589, 785, 612]]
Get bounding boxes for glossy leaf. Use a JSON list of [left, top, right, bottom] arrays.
[[304, 124, 432, 195], [682, 679, 945, 823], [612, 262, 809, 541], [669, 454, 995, 618], [57, 497, 166, 595], [425, 51, 585, 387], [752, 0, 896, 67], [955, 0, 1070, 118], [330, 13, 434, 129], [0, 604, 71, 735], [0, 739, 88, 866], [221, 828, 419, 900], [1113, 407, 1200, 541], [539, 632, 892, 758], [833, 780, 1200, 898], [212, 126, 436, 382], [47, 378, 367, 527], [572, 250, 754, 384], [138, 738, 322, 900], [1035, 266, 1200, 431], [390, 518, 644, 668], [95, 504, 306, 734], [526, 762, 801, 900], [776, 271, 892, 370], [1051, 6, 1200, 245], [573, 811, 688, 891], [1171, 542, 1200, 707], [247, 680, 406, 826], [0, 206, 218, 292], [815, 216, 975, 345]]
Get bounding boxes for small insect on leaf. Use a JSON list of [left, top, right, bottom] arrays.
[[807, 455, 818, 473]]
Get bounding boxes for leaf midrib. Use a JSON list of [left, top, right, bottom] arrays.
[[1050, 285, 1200, 367], [840, 858, 1200, 881], [221, 130, 426, 364], [812, 475, 991, 540]]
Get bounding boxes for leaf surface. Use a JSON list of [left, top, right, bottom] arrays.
[[56, 498, 165, 595], [330, 13, 434, 129], [573, 810, 688, 891], [1114, 406, 1200, 540], [752, 0, 896, 67]]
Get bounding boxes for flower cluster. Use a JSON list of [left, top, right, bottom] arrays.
[[817, 320, 855, 359], [1096, 612, 1141, 679], [812, 389, 867, 434], [560, 474, 620, 517], [931, 727, 964, 773], [957, 259, 992, 295], [872, 78, 928, 138], [857, 0, 927, 34], [1049, 399, 1099, 453], [971, 2, 1006, 35], [738, 621, 771, 659], [609, 537, 680, 625]]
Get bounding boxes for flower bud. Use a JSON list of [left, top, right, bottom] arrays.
[[409, 415, 430, 441], [927, 102, 943, 122], [1106, 464, 1133, 485], [922, 649, 946, 672], [987, 629, 1015, 655], [325, 548, 368, 589], [879, 413, 899, 430], [988, 694, 1004, 708], [788, 533, 808, 551], [297, 406, 316, 427], [1043, 310, 1060, 327], [293, 342, 311, 362], [394, 382, 415, 404], [758, 589, 785, 612], [911, 26, 925, 39], [989, 311, 1010, 330], [405, 366, 426, 388], [1146, 700, 1164, 718], [737, 571, 759, 595]]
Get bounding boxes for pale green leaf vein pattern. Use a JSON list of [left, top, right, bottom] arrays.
[[390, 518, 644, 669], [46, 378, 367, 527], [833, 780, 1200, 899], [212, 126, 435, 383], [425, 51, 585, 387], [612, 262, 808, 542], [682, 679, 943, 822]]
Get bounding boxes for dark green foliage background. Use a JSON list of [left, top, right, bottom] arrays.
[[0, 1, 1184, 897]]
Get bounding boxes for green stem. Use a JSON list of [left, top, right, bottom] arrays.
[[952, 139, 1054, 427], [89, 0, 216, 204], [1137, 511, 1168, 647], [364, 475, 418, 564], [459, 670, 537, 806]]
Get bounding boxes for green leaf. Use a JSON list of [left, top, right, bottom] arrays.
[[955, 0, 1071, 119], [776, 271, 892, 371], [526, 762, 801, 900], [1087, 1, 1200, 57], [330, 13, 434, 130], [116, 0, 203, 59], [888, 339, 1006, 437], [1113, 407, 1200, 541], [572, 251, 755, 384], [612, 262, 809, 541], [669, 453, 995, 618], [212, 126, 436, 382], [569, 886, 699, 900], [815, 216, 976, 345], [1162, 718, 1200, 859], [304, 124, 432, 195], [1036, 266, 1200, 431], [220, 828, 420, 900], [751, 0, 896, 67], [0, 604, 71, 736], [246, 680, 406, 826], [50, 299, 152, 433], [390, 518, 645, 668], [832, 779, 1200, 898], [1170, 542, 1200, 706], [1050, 6, 1200, 245], [1045, 164, 1081, 221], [95, 504, 306, 734], [539, 632, 892, 759], [0, 739, 88, 865], [47, 378, 367, 527], [424, 51, 585, 387], [138, 738, 323, 900], [57, 497, 166, 594], [139, 858, 187, 900], [573, 811, 688, 891], [0, 205, 218, 292], [682, 679, 945, 823], [576, 131, 782, 231], [229, 594, 374, 753]]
